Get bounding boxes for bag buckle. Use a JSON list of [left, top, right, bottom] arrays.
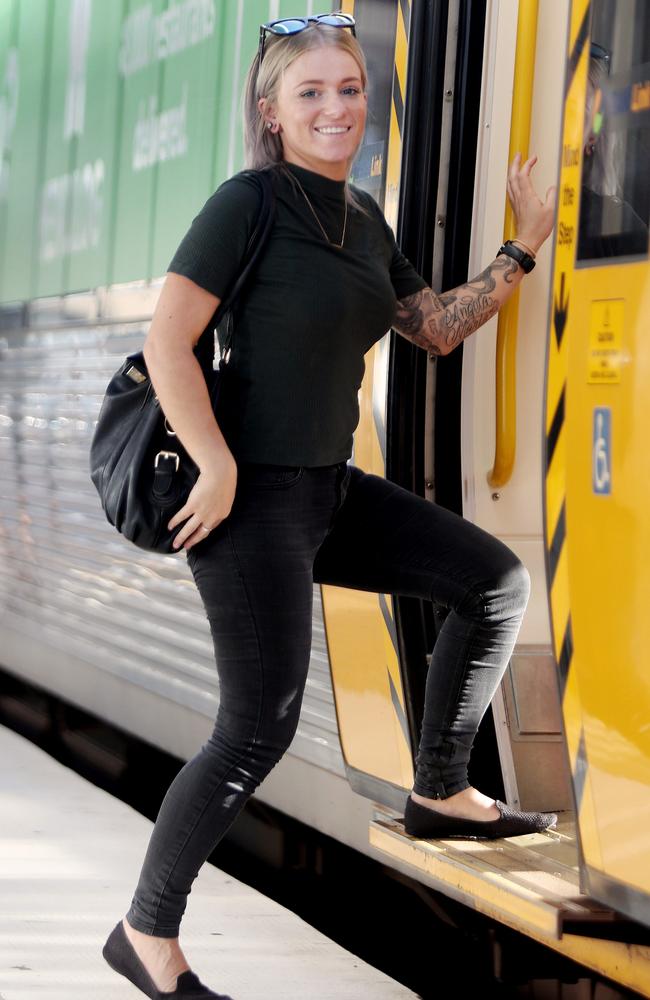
[[155, 450, 179, 471], [125, 363, 147, 384]]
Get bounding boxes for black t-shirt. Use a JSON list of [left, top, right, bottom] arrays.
[[167, 159, 428, 465]]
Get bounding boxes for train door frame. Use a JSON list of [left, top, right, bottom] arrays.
[[386, 1, 506, 801]]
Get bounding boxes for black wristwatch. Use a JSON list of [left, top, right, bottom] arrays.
[[497, 239, 536, 273]]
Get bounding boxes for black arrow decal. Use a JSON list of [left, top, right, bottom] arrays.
[[554, 272, 569, 349]]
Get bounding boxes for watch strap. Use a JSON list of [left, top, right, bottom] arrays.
[[497, 240, 536, 273]]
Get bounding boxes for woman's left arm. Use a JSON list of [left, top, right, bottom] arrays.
[[393, 152, 557, 356]]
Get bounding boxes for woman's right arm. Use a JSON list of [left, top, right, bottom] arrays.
[[143, 271, 238, 551]]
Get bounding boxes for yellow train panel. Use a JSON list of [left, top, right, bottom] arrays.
[[544, 0, 650, 922], [321, 0, 416, 793], [566, 264, 650, 893]]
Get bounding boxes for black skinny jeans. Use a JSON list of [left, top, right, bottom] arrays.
[[126, 460, 530, 936]]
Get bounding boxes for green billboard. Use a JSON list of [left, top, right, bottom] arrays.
[[0, 0, 317, 305]]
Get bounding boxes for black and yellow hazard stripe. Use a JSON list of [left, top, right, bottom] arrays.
[[383, 0, 410, 235], [543, 0, 591, 820]]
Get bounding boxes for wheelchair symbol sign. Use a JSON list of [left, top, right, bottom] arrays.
[[593, 407, 611, 495]]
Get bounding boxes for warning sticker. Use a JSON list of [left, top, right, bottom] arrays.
[[587, 300, 624, 384]]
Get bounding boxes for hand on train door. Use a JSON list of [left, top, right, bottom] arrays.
[[506, 152, 557, 253]]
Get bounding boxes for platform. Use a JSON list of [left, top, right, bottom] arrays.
[[0, 725, 416, 999]]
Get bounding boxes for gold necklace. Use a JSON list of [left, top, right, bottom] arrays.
[[290, 173, 348, 248]]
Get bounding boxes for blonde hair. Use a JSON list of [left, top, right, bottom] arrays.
[[583, 56, 621, 199], [241, 23, 371, 218]]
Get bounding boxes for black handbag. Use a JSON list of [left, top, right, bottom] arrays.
[[89, 168, 276, 554]]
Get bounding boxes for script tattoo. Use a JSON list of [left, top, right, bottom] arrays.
[[393, 254, 519, 355]]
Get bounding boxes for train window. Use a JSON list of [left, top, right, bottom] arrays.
[[576, 0, 650, 262]]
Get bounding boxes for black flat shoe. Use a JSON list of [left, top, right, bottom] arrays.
[[402, 795, 558, 840], [102, 920, 234, 999]]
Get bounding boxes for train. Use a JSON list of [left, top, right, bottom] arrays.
[[0, 0, 649, 995]]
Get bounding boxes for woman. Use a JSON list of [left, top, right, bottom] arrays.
[[578, 42, 648, 259], [102, 13, 557, 999]]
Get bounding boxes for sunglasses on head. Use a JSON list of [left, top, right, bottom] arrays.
[[258, 11, 356, 66], [590, 41, 611, 74]]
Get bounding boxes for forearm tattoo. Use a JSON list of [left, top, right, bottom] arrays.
[[393, 254, 520, 355]]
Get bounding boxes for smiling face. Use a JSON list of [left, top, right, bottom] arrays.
[[258, 45, 368, 180]]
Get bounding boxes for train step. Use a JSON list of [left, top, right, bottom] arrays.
[[369, 807, 650, 997]]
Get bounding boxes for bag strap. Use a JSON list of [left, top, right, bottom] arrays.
[[193, 168, 276, 376]]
